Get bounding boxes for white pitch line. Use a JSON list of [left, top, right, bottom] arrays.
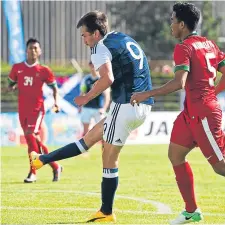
[[3, 190, 225, 217], [116, 194, 172, 214], [1, 206, 225, 217], [2, 190, 172, 214]]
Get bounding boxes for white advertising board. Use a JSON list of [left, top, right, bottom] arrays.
[[127, 111, 225, 145], [1, 112, 224, 146]]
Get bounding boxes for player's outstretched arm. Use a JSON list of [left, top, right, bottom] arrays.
[[131, 70, 188, 105], [75, 62, 114, 107], [215, 66, 225, 95], [87, 62, 114, 100]]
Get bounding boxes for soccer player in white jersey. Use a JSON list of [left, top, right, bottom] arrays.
[[79, 61, 110, 136], [31, 11, 154, 222]]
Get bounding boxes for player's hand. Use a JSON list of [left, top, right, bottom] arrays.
[[74, 95, 89, 107], [7, 84, 17, 92], [52, 104, 60, 113], [130, 92, 150, 106]]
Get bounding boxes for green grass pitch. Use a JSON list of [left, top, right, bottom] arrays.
[[1, 144, 225, 224]]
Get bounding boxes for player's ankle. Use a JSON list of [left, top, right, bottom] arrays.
[[39, 155, 46, 165]]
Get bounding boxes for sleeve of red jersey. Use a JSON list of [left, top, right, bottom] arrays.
[[44, 67, 57, 87], [210, 41, 225, 71], [8, 65, 18, 85], [173, 44, 191, 73], [217, 50, 225, 71]]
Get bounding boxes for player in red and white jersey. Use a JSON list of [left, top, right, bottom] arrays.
[[131, 2, 225, 224], [8, 38, 62, 183], [174, 33, 225, 117]]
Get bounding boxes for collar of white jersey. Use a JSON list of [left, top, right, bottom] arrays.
[[91, 31, 116, 50], [24, 61, 39, 67]]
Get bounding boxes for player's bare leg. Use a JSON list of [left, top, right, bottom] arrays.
[[80, 123, 91, 158], [168, 142, 203, 224], [211, 159, 225, 176], [209, 132, 225, 176], [168, 142, 193, 165], [99, 114, 106, 152], [31, 119, 105, 169], [86, 141, 121, 222]]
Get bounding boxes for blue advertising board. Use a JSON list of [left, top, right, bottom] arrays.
[[3, 0, 26, 64]]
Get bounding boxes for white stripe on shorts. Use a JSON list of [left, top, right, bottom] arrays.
[[201, 117, 223, 161], [34, 112, 43, 133], [107, 103, 120, 144]]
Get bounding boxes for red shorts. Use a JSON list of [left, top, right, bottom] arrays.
[[19, 111, 44, 134], [170, 108, 225, 165]]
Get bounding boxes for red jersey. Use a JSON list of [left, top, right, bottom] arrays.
[[173, 32, 225, 118], [8, 62, 56, 113]]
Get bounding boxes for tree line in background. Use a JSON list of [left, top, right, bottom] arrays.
[[108, 1, 223, 60]]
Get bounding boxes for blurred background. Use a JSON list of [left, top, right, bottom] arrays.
[[1, 0, 225, 146]]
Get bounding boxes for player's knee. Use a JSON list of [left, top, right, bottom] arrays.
[[168, 143, 191, 165], [168, 145, 179, 164], [168, 149, 187, 166], [213, 166, 225, 176], [212, 161, 225, 177], [213, 168, 225, 176]]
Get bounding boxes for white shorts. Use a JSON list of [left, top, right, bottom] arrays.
[[103, 101, 152, 146], [80, 107, 102, 124]]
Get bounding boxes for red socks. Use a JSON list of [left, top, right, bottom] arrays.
[[25, 134, 59, 172], [36, 140, 59, 170], [25, 134, 39, 174], [173, 162, 197, 212]]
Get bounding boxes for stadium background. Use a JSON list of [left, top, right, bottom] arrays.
[[1, 0, 225, 146]]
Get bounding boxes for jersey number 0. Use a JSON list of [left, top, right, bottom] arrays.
[[126, 42, 144, 69]]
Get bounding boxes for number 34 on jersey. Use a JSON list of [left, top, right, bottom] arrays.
[[24, 76, 33, 86]]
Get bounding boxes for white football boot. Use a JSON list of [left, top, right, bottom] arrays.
[[24, 172, 37, 183], [170, 208, 203, 224]]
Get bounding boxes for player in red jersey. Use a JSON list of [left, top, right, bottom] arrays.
[[8, 38, 62, 183], [131, 2, 225, 224]]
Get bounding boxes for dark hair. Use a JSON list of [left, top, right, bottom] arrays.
[[173, 2, 200, 31], [26, 38, 41, 48], [76, 11, 108, 36]]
